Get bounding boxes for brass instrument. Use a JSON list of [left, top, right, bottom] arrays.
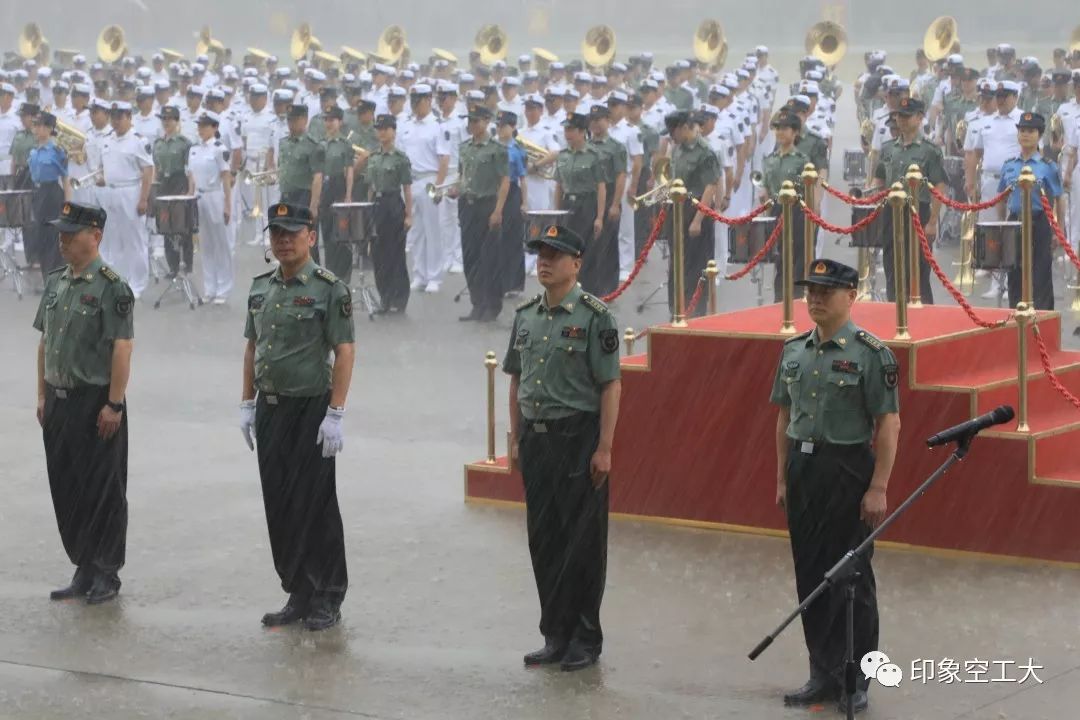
[[1070, 25, 1080, 55], [582, 25, 616, 69], [474, 24, 508, 66], [18, 23, 49, 64], [923, 16, 959, 62], [750, 169, 765, 189], [244, 169, 278, 187], [693, 20, 726, 66], [195, 25, 226, 67], [376, 25, 407, 64], [53, 48, 81, 68], [631, 157, 672, 209], [955, 118, 968, 150], [805, 21, 847, 67], [517, 136, 555, 180], [97, 25, 126, 64], [954, 160, 980, 293], [312, 50, 341, 71], [71, 168, 104, 190], [245, 47, 272, 68], [160, 47, 186, 64], [290, 23, 322, 62], [532, 47, 558, 74], [432, 47, 458, 64], [341, 46, 367, 65], [426, 181, 458, 203], [55, 118, 87, 164]]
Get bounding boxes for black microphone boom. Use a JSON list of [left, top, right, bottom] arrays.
[[926, 405, 1015, 448]]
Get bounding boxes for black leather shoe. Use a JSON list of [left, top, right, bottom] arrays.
[[478, 307, 500, 323], [50, 568, 92, 600], [783, 676, 838, 706], [261, 594, 308, 627], [838, 689, 869, 714], [559, 642, 599, 672], [523, 638, 568, 666], [303, 601, 341, 631], [85, 575, 120, 605], [458, 308, 480, 322]]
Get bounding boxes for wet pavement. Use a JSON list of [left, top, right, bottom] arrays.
[[2, 89, 1079, 720]]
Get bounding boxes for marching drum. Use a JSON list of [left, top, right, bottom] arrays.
[[331, 202, 374, 243], [973, 221, 1021, 270], [153, 195, 199, 235], [0, 190, 33, 227], [0, 175, 14, 191], [849, 204, 887, 248], [728, 216, 779, 264], [943, 156, 965, 199], [525, 209, 570, 243], [842, 149, 867, 183]]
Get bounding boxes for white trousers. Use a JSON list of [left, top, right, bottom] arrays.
[[618, 195, 635, 276], [979, 173, 1000, 223], [198, 189, 234, 299], [438, 175, 462, 270], [97, 185, 149, 298], [522, 176, 555, 276], [407, 177, 444, 285], [1069, 166, 1080, 252]]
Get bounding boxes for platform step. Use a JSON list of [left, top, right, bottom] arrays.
[[980, 365, 1080, 436], [1034, 432, 1080, 487]]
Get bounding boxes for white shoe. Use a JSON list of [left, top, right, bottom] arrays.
[[410, 278, 425, 291], [424, 282, 441, 293], [246, 237, 262, 246], [449, 263, 463, 274], [980, 285, 1000, 300], [212, 297, 226, 305], [975, 269, 989, 278], [618, 273, 630, 283], [152, 247, 166, 259]]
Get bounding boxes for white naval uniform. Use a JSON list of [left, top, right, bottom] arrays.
[[517, 119, 562, 275], [497, 97, 525, 125], [189, 138, 233, 300], [0, 106, 20, 175], [397, 111, 443, 287], [436, 113, 469, 272], [99, 129, 153, 298], [707, 119, 738, 269], [132, 111, 162, 144], [609, 118, 644, 277], [972, 107, 1022, 220], [238, 107, 276, 244], [179, 107, 202, 143], [1064, 119, 1080, 251]]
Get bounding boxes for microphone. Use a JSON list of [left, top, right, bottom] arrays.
[[926, 406, 1015, 448]]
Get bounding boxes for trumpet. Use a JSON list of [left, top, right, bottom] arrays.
[[71, 168, 103, 189], [243, 169, 278, 187], [750, 170, 765, 188], [631, 157, 672, 210], [426, 181, 458, 203]]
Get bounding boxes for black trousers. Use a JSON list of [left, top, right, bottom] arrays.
[[255, 392, 348, 605], [281, 189, 318, 263], [773, 205, 807, 303], [459, 195, 503, 316], [371, 193, 409, 311], [1007, 212, 1054, 310], [500, 183, 526, 294], [580, 184, 619, 298], [320, 177, 354, 284], [785, 442, 879, 690], [668, 207, 716, 317], [31, 182, 65, 280], [881, 201, 935, 304], [519, 412, 608, 652], [633, 168, 652, 257], [41, 384, 128, 581], [158, 173, 193, 274]]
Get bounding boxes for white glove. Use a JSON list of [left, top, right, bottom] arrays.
[[240, 399, 256, 451], [316, 406, 345, 458]]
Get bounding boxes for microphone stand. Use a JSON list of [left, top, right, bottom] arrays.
[[748, 431, 977, 720]]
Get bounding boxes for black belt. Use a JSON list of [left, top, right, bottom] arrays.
[[373, 191, 401, 199], [522, 411, 596, 433], [790, 439, 869, 456], [46, 383, 102, 399], [461, 194, 495, 204], [33, 180, 62, 188], [564, 193, 596, 204]]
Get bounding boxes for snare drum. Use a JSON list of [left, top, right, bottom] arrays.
[[0, 190, 33, 227], [842, 149, 867, 183], [153, 195, 199, 235], [727, 216, 778, 264], [973, 221, 1021, 270], [331, 202, 374, 243], [849, 204, 887, 247], [526, 210, 570, 244]]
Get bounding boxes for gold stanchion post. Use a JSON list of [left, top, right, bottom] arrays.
[[905, 164, 924, 308], [801, 163, 818, 298], [779, 180, 798, 334], [623, 328, 635, 356], [484, 351, 498, 463], [1014, 303, 1034, 432], [670, 180, 688, 327], [889, 182, 911, 340], [705, 259, 719, 315], [1018, 166, 1036, 307]]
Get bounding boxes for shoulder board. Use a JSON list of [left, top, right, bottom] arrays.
[[253, 269, 275, 280], [580, 293, 609, 315], [784, 329, 813, 344], [856, 330, 885, 351], [99, 265, 121, 283], [47, 264, 66, 276], [314, 267, 338, 284], [516, 293, 542, 312]]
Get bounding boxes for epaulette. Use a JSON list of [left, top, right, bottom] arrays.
[[516, 293, 541, 312], [314, 267, 338, 284], [580, 293, 608, 315], [856, 330, 885, 351], [47, 264, 66, 276], [99, 265, 121, 283], [253, 269, 275, 279], [784, 329, 813, 344]]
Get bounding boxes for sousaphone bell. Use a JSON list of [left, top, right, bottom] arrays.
[[693, 20, 726, 67], [376, 25, 407, 65], [18, 23, 50, 65], [923, 16, 960, 62], [97, 24, 126, 63], [475, 24, 508, 66], [805, 21, 847, 66], [582, 25, 616, 69]]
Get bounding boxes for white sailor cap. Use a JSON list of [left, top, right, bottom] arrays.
[[611, 62, 628, 73], [721, 74, 739, 89], [60, 70, 73, 81], [358, 71, 373, 83], [674, 59, 690, 69], [206, 88, 225, 100], [550, 62, 565, 71], [221, 64, 236, 74], [947, 53, 964, 65], [90, 97, 111, 110], [563, 88, 581, 99], [649, 71, 665, 82], [241, 77, 255, 88], [50, 80, 68, 92], [997, 43, 1014, 53], [0, 82, 15, 95], [640, 79, 660, 90], [792, 93, 812, 107], [272, 89, 294, 102], [152, 52, 164, 61], [267, 55, 278, 64], [309, 70, 327, 82], [707, 84, 730, 97], [736, 69, 751, 80], [799, 80, 820, 95], [804, 69, 823, 81], [283, 80, 302, 92], [274, 67, 291, 77], [437, 81, 459, 94], [243, 68, 258, 77], [187, 84, 207, 96], [72, 82, 93, 95], [523, 70, 539, 80], [109, 100, 133, 112], [522, 92, 544, 105], [11, 69, 28, 80], [997, 80, 1021, 93], [221, 86, 234, 96], [574, 71, 592, 83], [407, 63, 420, 72], [433, 59, 449, 69], [388, 86, 407, 98], [410, 82, 432, 95], [191, 63, 205, 73], [177, 68, 193, 78], [518, 54, 532, 64], [592, 74, 606, 84], [502, 75, 520, 86], [640, 51, 654, 60], [223, 68, 240, 80], [196, 109, 221, 124], [743, 56, 759, 68], [136, 85, 155, 97], [465, 89, 485, 101], [341, 73, 356, 85], [73, 54, 86, 64], [492, 60, 507, 69], [135, 68, 151, 80], [756, 45, 769, 54], [373, 63, 395, 75], [697, 105, 718, 118], [395, 69, 413, 81], [37, 67, 53, 79], [458, 72, 475, 83], [607, 89, 629, 103]]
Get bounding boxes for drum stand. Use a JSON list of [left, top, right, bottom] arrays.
[[350, 242, 381, 321], [153, 236, 203, 310], [0, 232, 25, 300]]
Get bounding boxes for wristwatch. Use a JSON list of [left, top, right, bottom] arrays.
[[106, 400, 124, 413]]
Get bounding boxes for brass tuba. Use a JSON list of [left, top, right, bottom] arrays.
[[805, 21, 847, 67], [290, 23, 322, 62], [97, 24, 126, 64], [55, 118, 87, 164], [582, 25, 616, 69], [1071, 25, 1080, 55], [376, 25, 407, 65], [532, 47, 558, 74], [18, 23, 50, 64], [160, 48, 186, 64], [923, 16, 960, 62], [693, 20, 726, 66], [517, 136, 555, 180], [195, 25, 226, 67], [474, 24, 508, 66]]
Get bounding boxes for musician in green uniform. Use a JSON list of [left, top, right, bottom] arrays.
[[554, 112, 605, 293], [504, 224, 622, 673], [306, 86, 339, 143], [584, 105, 626, 297], [761, 112, 810, 302], [34, 202, 135, 606], [364, 114, 413, 314], [627, 93, 660, 256], [940, 69, 979, 154], [348, 99, 378, 202], [277, 104, 325, 238], [772, 258, 900, 716], [10, 102, 38, 188], [319, 106, 356, 282], [152, 106, 193, 276]]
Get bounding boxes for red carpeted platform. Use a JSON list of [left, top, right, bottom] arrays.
[[465, 302, 1080, 564]]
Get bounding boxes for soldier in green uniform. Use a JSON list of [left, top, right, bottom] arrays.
[[627, 93, 660, 256], [663, 65, 694, 111], [347, 100, 378, 202], [455, 106, 509, 322], [667, 110, 720, 316], [583, 105, 626, 297], [152, 106, 194, 276], [504, 224, 622, 673], [276, 104, 325, 236], [364, 114, 413, 314], [318, 106, 356, 282], [940, 69, 979, 155], [771, 259, 900, 716], [240, 202, 355, 632], [10, 102, 38, 188], [554, 113, 605, 289], [761, 112, 810, 302], [871, 97, 946, 303], [305, 86, 339, 143], [33, 202, 135, 605]]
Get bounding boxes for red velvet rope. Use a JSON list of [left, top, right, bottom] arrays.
[[724, 216, 784, 281], [692, 199, 774, 226], [684, 276, 706, 316], [925, 183, 1011, 212], [601, 206, 669, 303], [821, 182, 889, 206], [910, 208, 1010, 330], [1031, 322, 1080, 411], [1040, 192, 1080, 273], [801, 202, 885, 236]]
